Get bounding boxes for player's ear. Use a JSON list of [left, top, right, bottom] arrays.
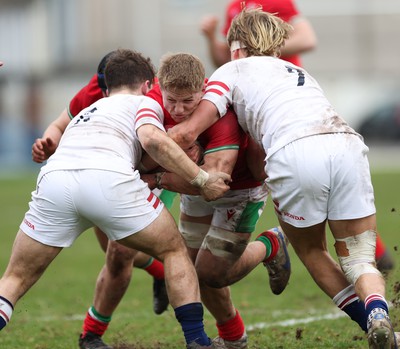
[[231, 49, 240, 61], [141, 80, 151, 95]]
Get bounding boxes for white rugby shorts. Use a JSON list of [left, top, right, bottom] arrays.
[[20, 169, 164, 247], [180, 185, 269, 233], [265, 133, 376, 227]]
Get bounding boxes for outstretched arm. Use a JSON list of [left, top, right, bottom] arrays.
[[200, 15, 231, 67], [281, 17, 317, 57], [31, 108, 71, 163]]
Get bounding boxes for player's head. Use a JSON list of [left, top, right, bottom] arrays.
[[157, 53, 205, 123], [104, 49, 155, 95], [97, 50, 117, 93], [227, 8, 292, 59]]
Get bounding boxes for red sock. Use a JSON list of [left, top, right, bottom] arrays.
[[375, 234, 386, 259], [216, 310, 245, 341], [258, 230, 279, 262], [82, 308, 110, 337], [143, 258, 165, 280]]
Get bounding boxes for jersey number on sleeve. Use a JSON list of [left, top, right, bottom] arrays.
[[285, 66, 305, 86]]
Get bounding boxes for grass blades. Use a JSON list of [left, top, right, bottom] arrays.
[[0, 171, 399, 348]]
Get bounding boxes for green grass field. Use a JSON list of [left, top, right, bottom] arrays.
[[0, 171, 399, 349]]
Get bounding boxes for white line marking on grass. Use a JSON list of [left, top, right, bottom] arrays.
[[247, 310, 346, 331], [38, 309, 348, 329]]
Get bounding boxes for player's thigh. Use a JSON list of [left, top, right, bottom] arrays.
[[329, 214, 376, 240], [278, 219, 327, 259], [118, 207, 186, 259], [0, 231, 61, 304]]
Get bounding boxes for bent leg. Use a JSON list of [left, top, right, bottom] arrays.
[[92, 240, 136, 316], [329, 215, 396, 348], [329, 214, 385, 300], [118, 207, 200, 307], [118, 207, 212, 346], [180, 214, 247, 346], [0, 230, 62, 304], [279, 220, 350, 298], [278, 220, 369, 332], [79, 239, 136, 346], [0, 230, 62, 328]]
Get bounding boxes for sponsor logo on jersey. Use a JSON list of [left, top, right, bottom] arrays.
[[23, 218, 35, 230], [227, 209, 236, 220]]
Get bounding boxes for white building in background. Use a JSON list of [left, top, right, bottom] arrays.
[[0, 0, 399, 170]]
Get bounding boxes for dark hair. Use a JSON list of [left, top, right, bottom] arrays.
[[97, 51, 117, 92], [104, 49, 155, 93]]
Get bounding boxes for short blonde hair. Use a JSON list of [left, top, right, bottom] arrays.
[[157, 53, 205, 93], [227, 8, 293, 57]]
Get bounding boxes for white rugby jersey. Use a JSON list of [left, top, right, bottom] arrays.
[[203, 56, 360, 158], [135, 95, 166, 128], [42, 94, 165, 176]]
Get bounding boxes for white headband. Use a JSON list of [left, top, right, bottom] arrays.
[[230, 40, 246, 52]]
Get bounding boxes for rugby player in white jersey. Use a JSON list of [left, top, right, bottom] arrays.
[[0, 49, 231, 349], [168, 9, 399, 349]]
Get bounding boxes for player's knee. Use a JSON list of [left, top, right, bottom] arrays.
[[202, 226, 248, 260], [334, 230, 381, 285], [196, 227, 248, 288], [106, 242, 136, 274], [179, 220, 209, 249]]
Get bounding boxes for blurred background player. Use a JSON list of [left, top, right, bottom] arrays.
[[200, 0, 316, 68], [200, 0, 394, 273], [31, 51, 171, 349]]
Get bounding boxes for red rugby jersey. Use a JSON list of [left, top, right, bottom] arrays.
[[223, 0, 301, 66]]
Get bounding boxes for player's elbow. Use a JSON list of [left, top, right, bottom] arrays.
[[137, 125, 160, 151]]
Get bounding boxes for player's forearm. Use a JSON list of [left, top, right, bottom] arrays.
[[41, 124, 63, 146], [281, 18, 317, 57], [42, 109, 71, 145], [138, 126, 203, 184], [208, 41, 231, 68], [156, 172, 200, 195]]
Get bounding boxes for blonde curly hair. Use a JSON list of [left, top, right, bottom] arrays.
[[227, 7, 293, 58]]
